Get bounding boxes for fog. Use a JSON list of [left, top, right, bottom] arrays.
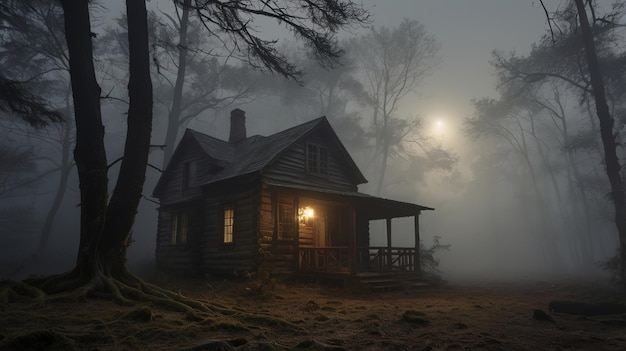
[[1, 0, 622, 284]]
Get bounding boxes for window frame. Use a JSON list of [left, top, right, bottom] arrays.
[[276, 191, 296, 241], [223, 203, 235, 244], [181, 161, 196, 191], [170, 211, 189, 246], [305, 143, 329, 176]]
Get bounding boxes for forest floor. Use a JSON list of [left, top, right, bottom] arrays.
[[2, 275, 626, 350]]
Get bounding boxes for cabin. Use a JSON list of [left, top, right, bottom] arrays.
[[153, 109, 433, 286]]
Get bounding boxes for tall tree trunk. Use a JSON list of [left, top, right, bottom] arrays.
[[575, 0, 626, 283], [99, 0, 153, 276], [162, 0, 191, 166], [61, 0, 152, 279], [60, 0, 109, 277]]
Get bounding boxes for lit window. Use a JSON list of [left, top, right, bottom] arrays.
[[223, 204, 234, 243], [306, 143, 328, 175], [170, 212, 188, 245]]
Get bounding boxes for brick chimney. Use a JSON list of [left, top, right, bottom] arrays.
[[229, 108, 246, 143]]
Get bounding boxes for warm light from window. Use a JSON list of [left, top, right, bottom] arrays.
[[298, 206, 314, 225], [224, 205, 234, 243]]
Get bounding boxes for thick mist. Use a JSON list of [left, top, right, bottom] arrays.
[[1, 0, 622, 285]]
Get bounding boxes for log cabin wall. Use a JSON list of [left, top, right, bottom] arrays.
[[262, 129, 358, 192], [157, 138, 216, 204], [155, 200, 203, 275], [199, 179, 261, 276], [298, 220, 315, 248], [258, 185, 296, 275], [155, 138, 216, 275]]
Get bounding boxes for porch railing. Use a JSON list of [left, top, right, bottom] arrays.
[[298, 247, 417, 273]]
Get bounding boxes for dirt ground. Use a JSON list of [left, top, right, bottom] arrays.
[[1, 276, 626, 350]]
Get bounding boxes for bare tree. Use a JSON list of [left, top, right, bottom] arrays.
[[350, 18, 440, 195], [150, 3, 262, 166], [465, 97, 566, 269], [0, 1, 63, 127], [528, 0, 626, 283], [572, 0, 626, 284], [0, 0, 77, 257]]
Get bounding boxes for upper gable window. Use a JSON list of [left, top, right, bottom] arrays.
[[306, 143, 328, 176], [182, 161, 196, 190]]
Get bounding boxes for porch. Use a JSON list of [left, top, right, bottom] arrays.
[[298, 246, 419, 273], [265, 182, 434, 285], [296, 246, 425, 288]]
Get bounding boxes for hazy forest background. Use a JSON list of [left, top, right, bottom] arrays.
[[1, 0, 624, 283]]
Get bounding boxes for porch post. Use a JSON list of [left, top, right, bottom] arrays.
[[294, 196, 300, 272], [350, 207, 357, 275], [386, 218, 392, 272], [414, 212, 421, 276]]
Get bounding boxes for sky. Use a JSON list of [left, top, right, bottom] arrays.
[[133, 0, 558, 144], [362, 0, 557, 150], [97, 0, 565, 142], [178, 0, 561, 153]]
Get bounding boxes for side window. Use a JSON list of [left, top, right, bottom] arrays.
[[182, 161, 196, 190], [307, 144, 318, 173], [306, 143, 328, 176], [223, 203, 234, 244], [170, 211, 189, 245], [277, 192, 295, 240], [319, 147, 328, 175]]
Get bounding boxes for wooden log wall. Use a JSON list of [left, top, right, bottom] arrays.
[[199, 181, 261, 276], [155, 200, 203, 275], [158, 138, 215, 204], [298, 223, 314, 248], [262, 129, 358, 192], [258, 185, 296, 276]]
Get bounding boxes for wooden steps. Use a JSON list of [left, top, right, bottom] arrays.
[[294, 271, 433, 291], [357, 273, 428, 291]]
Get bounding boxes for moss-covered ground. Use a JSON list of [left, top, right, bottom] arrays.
[[1, 277, 626, 350]]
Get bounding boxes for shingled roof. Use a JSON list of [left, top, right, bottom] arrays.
[[153, 116, 367, 196]]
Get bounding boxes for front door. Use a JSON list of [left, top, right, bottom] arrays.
[[326, 205, 349, 247], [312, 203, 349, 247]]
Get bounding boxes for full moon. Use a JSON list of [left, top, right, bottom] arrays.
[[432, 118, 445, 136]]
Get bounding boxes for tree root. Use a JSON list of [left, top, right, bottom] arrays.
[[1, 267, 240, 318], [0, 280, 46, 304]]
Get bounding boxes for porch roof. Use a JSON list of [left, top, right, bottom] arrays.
[[265, 182, 434, 220]]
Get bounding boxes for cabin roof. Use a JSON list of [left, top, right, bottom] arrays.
[[153, 116, 367, 196]]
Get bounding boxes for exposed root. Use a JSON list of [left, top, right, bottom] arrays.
[[1, 267, 240, 318], [0, 280, 46, 304]]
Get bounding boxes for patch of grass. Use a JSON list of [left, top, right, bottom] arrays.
[[402, 310, 429, 326], [207, 320, 249, 332], [314, 314, 329, 322], [120, 306, 152, 322], [241, 315, 304, 333], [454, 322, 468, 329], [71, 330, 115, 345], [0, 310, 48, 328]]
